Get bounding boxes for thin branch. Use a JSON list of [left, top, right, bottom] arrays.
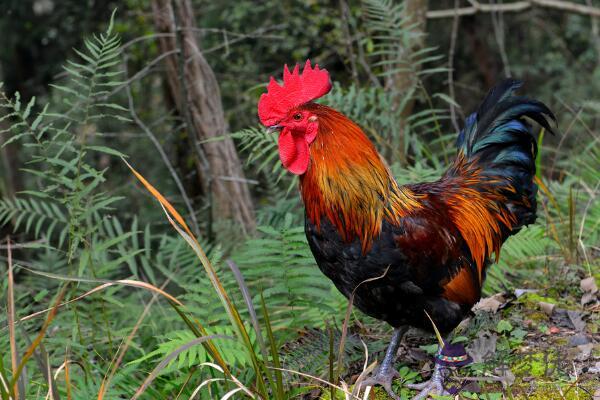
[[104, 49, 180, 100], [99, 26, 284, 103], [427, 0, 600, 18], [339, 0, 360, 86], [124, 56, 201, 237], [586, 0, 600, 64], [490, 0, 512, 77], [448, 0, 462, 133]]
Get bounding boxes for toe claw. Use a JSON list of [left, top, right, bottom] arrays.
[[358, 368, 401, 400], [407, 373, 453, 400]]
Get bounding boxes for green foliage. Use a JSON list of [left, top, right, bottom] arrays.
[[234, 214, 345, 336], [0, 10, 127, 261], [130, 327, 255, 374], [485, 225, 558, 294], [361, 0, 452, 164], [0, 13, 162, 400], [0, 2, 598, 400], [363, 0, 443, 79], [281, 328, 364, 379]]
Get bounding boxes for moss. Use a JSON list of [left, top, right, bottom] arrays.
[[517, 292, 557, 306], [512, 351, 558, 378], [319, 385, 411, 400], [531, 311, 550, 323], [370, 387, 396, 399], [552, 337, 568, 346], [511, 380, 599, 400]]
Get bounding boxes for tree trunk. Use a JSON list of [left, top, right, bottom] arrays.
[[151, 0, 255, 234], [0, 64, 22, 200], [464, 17, 500, 89]]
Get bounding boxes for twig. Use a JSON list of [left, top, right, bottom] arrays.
[[448, 0, 462, 133], [548, 106, 580, 178], [7, 237, 22, 400], [101, 49, 180, 102], [489, 0, 512, 77], [339, 0, 360, 86], [427, 0, 600, 18], [98, 277, 172, 399], [335, 265, 391, 382], [555, 96, 598, 140], [578, 180, 600, 277], [124, 55, 201, 237], [0, 238, 47, 249], [587, 0, 600, 63], [189, 24, 286, 56], [102, 25, 284, 101]]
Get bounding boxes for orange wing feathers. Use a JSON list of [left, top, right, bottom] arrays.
[[300, 104, 422, 253], [442, 155, 518, 281]]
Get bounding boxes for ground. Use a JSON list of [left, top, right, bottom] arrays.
[[305, 271, 599, 400]]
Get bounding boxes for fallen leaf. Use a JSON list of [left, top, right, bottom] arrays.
[[567, 310, 586, 332], [549, 326, 560, 334], [461, 381, 481, 393], [581, 291, 596, 306], [407, 348, 429, 362], [581, 277, 599, 306], [494, 365, 516, 388], [473, 293, 505, 313], [539, 301, 555, 316], [467, 331, 497, 363], [552, 308, 581, 329], [576, 343, 594, 361], [568, 333, 590, 347], [588, 361, 600, 375], [581, 277, 598, 294]]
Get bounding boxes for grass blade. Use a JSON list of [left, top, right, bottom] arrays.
[[260, 293, 284, 399], [125, 159, 269, 397], [131, 335, 231, 400], [10, 284, 68, 391], [7, 238, 19, 400]]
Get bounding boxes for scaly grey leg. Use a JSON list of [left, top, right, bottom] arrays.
[[359, 326, 408, 400]]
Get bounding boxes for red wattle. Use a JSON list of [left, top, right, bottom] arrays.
[[278, 128, 310, 175]]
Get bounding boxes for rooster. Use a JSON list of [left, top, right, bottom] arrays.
[[257, 60, 555, 399]]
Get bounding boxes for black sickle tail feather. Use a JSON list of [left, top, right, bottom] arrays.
[[455, 79, 557, 231]]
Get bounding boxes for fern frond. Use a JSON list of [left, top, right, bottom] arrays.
[[0, 197, 68, 246], [234, 214, 345, 337]]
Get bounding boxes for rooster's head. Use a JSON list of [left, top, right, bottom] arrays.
[[258, 60, 332, 175]]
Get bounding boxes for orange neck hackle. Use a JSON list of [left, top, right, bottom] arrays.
[[298, 104, 421, 252]]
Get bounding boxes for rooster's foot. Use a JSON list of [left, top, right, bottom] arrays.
[[406, 364, 451, 400], [360, 367, 401, 400], [358, 327, 407, 400]]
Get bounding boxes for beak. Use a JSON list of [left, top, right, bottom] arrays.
[[266, 125, 283, 134]]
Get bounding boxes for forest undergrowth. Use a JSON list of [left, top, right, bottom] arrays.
[[0, 4, 599, 400]]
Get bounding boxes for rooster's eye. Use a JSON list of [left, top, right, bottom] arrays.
[[293, 113, 302, 121]]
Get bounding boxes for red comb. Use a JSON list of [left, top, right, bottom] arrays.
[[258, 59, 332, 126]]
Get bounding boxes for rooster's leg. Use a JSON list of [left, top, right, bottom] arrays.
[[406, 347, 451, 399], [359, 326, 407, 400]]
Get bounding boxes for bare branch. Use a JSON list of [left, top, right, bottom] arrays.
[[490, 0, 512, 77], [124, 55, 201, 237], [427, 0, 600, 19], [339, 0, 359, 86], [448, 0, 462, 133]]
